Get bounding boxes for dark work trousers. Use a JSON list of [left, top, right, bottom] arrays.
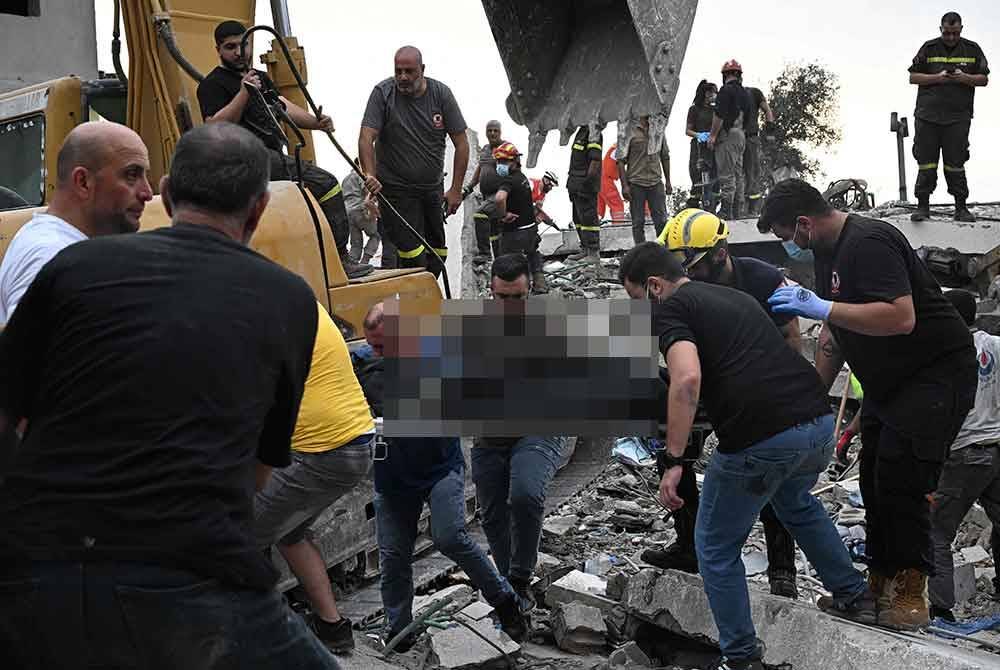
[[380, 185, 447, 277], [913, 118, 971, 201], [929, 444, 1000, 610], [474, 196, 501, 258], [743, 134, 763, 204], [0, 561, 338, 670], [569, 189, 600, 250], [269, 151, 349, 255], [715, 128, 745, 217], [500, 223, 543, 275], [688, 140, 717, 209], [860, 374, 976, 576], [655, 443, 796, 576], [627, 182, 668, 244]]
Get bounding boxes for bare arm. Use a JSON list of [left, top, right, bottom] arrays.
[[494, 189, 509, 218], [910, 71, 949, 86], [685, 121, 699, 139], [448, 131, 470, 194], [468, 164, 482, 188], [534, 203, 552, 223], [955, 71, 989, 87], [280, 98, 329, 131], [205, 85, 251, 124], [708, 115, 723, 148], [664, 341, 701, 458], [780, 317, 802, 353], [828, 295, 915, 337], [358, 127, 381, 194], [815, 324, 846, 392], [760, 98, 775, 123]]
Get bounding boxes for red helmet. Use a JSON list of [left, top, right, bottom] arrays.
[[721, 59, 743, 75], [492, 142, 521, 161]]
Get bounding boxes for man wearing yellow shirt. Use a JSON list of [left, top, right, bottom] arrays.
[[255, 302, 375, 653]]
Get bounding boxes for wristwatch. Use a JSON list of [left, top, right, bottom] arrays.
[[661, 452, 685, 469]]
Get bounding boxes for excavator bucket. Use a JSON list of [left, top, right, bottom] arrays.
[[481, 0, 698, 166]]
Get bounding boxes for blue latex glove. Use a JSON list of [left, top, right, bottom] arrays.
[[768, 285, 833, 320], [696, 131, 711, 144]]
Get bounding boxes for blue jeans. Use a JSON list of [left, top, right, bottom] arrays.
[[0, 561, 338, 669], [471, 437, 571, 582], [375, 467, 513, 633], [695, 415, 866, 661]]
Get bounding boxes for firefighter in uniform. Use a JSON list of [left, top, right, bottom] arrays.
[[565, 125, 603, 263], [492, 142, 547, 294], [908, 11, 989, 223]]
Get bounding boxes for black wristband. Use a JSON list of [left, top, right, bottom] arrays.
[[661, 453, 686, 469]]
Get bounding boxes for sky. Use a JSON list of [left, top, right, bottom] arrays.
[[94, 0, 999, 225]]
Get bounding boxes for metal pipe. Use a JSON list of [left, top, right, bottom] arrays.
[[150, 4, 204, 83], [270, 0, 293, 37]]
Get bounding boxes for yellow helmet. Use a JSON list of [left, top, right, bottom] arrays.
[[657, 208, 729, 269]]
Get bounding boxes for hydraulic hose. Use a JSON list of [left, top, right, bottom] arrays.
[[150, 4, 205, 83], [240, 25, 453, 298]]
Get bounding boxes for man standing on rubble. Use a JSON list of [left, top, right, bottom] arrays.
[[619, 115, 672, 244], [465, 120, 505, 261], [741, 81, 776, 217], [643, 208, 800, 599], [621, 242, 875, 670], [472, 254, 572, 607], [197, 20, 372, 278], [0, 123, 337, 668], [761, 178, 977, 631], [565, 124, 603, 264], [359, 46, 469, 276], [908, 11, 989, 223], [709, 60, 751, 220], [492, 143, 548, 294]]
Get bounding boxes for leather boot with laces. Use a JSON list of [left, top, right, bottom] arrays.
[[878, 568, 930, 631]]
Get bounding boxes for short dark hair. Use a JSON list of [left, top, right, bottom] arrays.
[[945, 289, 976, 326], [757, 178, 833, 233], [941, 11, 962, 26], [619, 241, 685, 286], [168, 122, 269, 215], [491, 253, 530, 283], [214, 20, 246, 45]]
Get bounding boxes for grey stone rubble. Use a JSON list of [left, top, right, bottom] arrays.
[[429, 618, 521, 670], [552, 601, 608, 654]]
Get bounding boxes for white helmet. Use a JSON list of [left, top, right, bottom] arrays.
[[543, 170, 559, 186]]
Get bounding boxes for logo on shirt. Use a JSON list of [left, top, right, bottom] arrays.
[[432, 113, 444, 129], [830, 271, 841, 296], [979, 349, 995, 379]]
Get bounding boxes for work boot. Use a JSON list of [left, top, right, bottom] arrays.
[[310, 615, 355, 654], [747, 198, 763, 217], [817, 586, 877, 626], [930, 605, 956, 623], [954, 201, 977, 222], [711, 640, 765, 670], [910, 198, 931, 222], [868, 570, 893, 613], [640, 542, 699, 574], [494, 592, 528, 641], [717, 204, 733, 221], [768, 568, 798, 599], [877, 569, 930, 631], [509, 576, 536, 612], [531, 271, 549, 295], [361, 252, 373, 265], [342, 255, 374, 279]]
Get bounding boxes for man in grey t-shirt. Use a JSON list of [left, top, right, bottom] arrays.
[[358, 46, 469, 274], [465, 120, 505, 259]]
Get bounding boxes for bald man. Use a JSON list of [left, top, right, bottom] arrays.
[[0, 122, 152, 322], [466, 120, 506, 260], [359, 46, 468, 274]]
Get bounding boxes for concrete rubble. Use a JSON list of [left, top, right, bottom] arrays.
[[429, 618, 520, 670], [552, 601, 608, 654], [608, 640, 654, 668]]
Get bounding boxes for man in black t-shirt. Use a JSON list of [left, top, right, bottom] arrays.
[[907, 12, 989, 222], [708, 61, 752, 220], [196, 20, 371, 279], [492, 143, 547, 294], [620, 242, 873, 669], [741, 84, 775, 216], [761, 178, 977, 632], [0, 123, 336, 668]]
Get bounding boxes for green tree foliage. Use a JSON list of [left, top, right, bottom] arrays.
[[761, 63, 842, 187]]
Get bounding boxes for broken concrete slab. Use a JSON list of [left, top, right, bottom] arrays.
[[543, 514, 579, 538], [962, 545, 992, 564], [430, 619, 520, 670], [536, 551, 563, 573], [955, 560, 978, 605], [412, 584, 475, 616], [608, 640, 654, 668], [546, 569, 618, 615], [552, 601, 608, 655], [624, 568, 1000, 669], [520, 641, 609, 669], [458, 600, 495, 621]]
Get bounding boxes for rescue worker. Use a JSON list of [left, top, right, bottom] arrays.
[[0, 122, 337, 668], [472, 254, 573, 606], [492, 142, 548, 294], [708, 61, 751, 220], [908, 11, 989, 223], [643, 209, 800, 598], [621, 242, 875, 670], [565, 124, 603, 263], [929, 290, 1000, 622], [619, 115, 672, 244], [465, 120, 506, 261], [0, 121, 152, 323], [344, 166, 381, 265], [531, 171, 559, 227], [685, 80, 718, 210], [197, 20, 372, 279], [761, 178, 978, 630], [741, 82, 776, 216], [598, 145, 626, 223], [359, 46, 469, 276]]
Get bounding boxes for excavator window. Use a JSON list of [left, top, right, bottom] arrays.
[[0, 115, 44, 209]]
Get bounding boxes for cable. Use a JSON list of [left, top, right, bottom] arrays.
[[240, 26, 452, 297]]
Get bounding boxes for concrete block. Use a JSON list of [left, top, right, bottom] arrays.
[[623, 568, 1000, 669], [608, 641, 653, 668], [546, 570, 618, 615], [543, 515, 579, 538], [955, 560, 978, 605], [458, 601, 495, 621], [962, 545, 991, 564], [412, 584, 474, 616], [536, 551, 563, 573], [430, 619, 520, 670], [552, 601, 608, 655]]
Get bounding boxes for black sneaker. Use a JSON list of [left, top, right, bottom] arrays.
[[382, 627, 420, 654], [768, 569, 799, 600], [311, 615, 355, 654], [641, 542, 699, 574], [713, 657, 764, 670], [817, 586, 877, 626], [342, 256, 374, 279], [494, 592, 528, 641], [930, 605, 956, 623]]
